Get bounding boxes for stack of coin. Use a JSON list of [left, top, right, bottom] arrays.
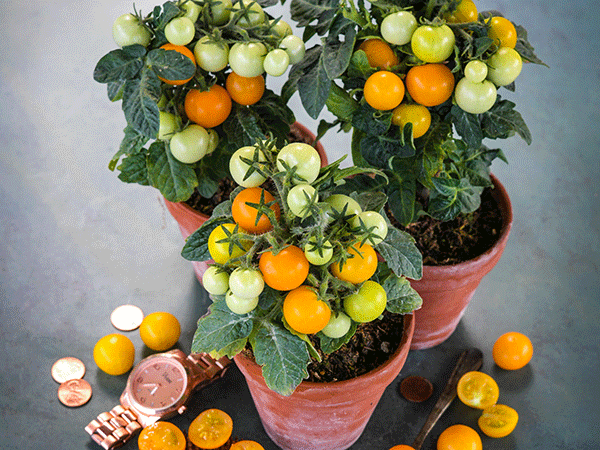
[[52, 357, 92, 407]]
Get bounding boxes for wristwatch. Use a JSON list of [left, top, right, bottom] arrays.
[[85, 350, 230, 449]]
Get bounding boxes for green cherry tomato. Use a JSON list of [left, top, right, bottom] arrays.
[[182, 0, 201, 23], [455, 78, 497, 114], [169, 125, 209, 164], [270, 19, 292, 37], [93, 333, 135, 375], [229, 145, 267, 188], [206, 128, 219, 154], [229, 42, 267, 77], [225, 290, 259, 314], [165, 17, 195, 46], [344, 280, 387, 323], [350, 211, 388, 245], [202, 266, 230, 296], [194, 36, 229, 72], [228, 267, 264, 299], [112, 13, 151, 48], [324, 194, 362, 221], [321, 311, 352, 338], [411, 24, 455, 63], [158, 111, 179, 140], [208, 0, 232, 25], [380, 11, 418, 46], [276, 143, 321, 184], [486, 47, 523, 86], [233, 0, 265, 28], [304, 236, 334, 266], [279, 35, 306, 64], [287, 184, 318, 218], [263, 49, 290, 77], [464, 60, 488, 83]]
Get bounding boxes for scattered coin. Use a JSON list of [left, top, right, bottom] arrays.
[[58, 379, 92, 407], [400, 375, 434, 403], [51, 356, 86, 383], [110, 304, 144, 331]]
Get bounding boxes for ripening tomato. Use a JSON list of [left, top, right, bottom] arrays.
[[138, 422, 186, 450], [232, 187, 280, 234], [226, 72, 265, 106], [321, 311, 352, 338], [488, 16, 517, 49], [112, 13, 151, 48], [411, 25, 455, 63], [229, 145, 268, 188], [188, 409, 233, 449], [202, 266, 230, 296], [464, 60, 488, 83], [492, 331, 533, 370], [344, 280, 387, 323], [232, 0, 265, 28], [228, 42, 267, 78], [445, 0, 478, 23], [437, 424, 482, 450], [207, 223, 251, 265], [159, 44, 196, 86], [263, 49, 290, 77], [454, 78, 497, 114], [350, 211, 388, 245], [380, 11, 418, 46], [276, 143, 321, 185], [139, 312, 181, 351], [279, 35, 306, 64], [194, 36, 229, 72], [259, 245, 309, 291], [486, 47, 522, 86], [165, 16, 195, 46], [330, 242, 377, 284], [283, 286, 331, 334], [405, 63, 455, 107], [185, 85, 232, 128], [392, 104, 431, 139], [457, 371, 500, 409], [169, 124, 210, 164], [228, 267, 264, 299], [93, 334, 135, 376], [358, 39, 399, 70], [287, 184, 318, 218], [364, 71, 405, 111], [478, 404, 519, 438]]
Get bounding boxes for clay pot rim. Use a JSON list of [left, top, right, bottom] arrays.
[[419, 173, 513, 275], [234, 312, 415, 394]]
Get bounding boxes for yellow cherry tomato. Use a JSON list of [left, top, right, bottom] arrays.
[[188, 409, 233, 449], [493, 331, 533, 370], [437, 424, 482, 450], [138, 422, 186, 450], [445, 0, 478, 23], [208, 223, 251, 265], [488, 16, 517, 48], [392, 104, 432, 138], [478, 404, 519, 438], [230, 441, 266, 450], [93, 333, 135, 375], [457, 371, 500, 409], [139, 312, 181, 351]]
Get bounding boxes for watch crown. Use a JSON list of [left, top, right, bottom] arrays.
[[177, 405, 187, 415]]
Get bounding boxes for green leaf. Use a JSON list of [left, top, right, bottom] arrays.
[[375, 227, 422, 280], [481, 99, 532, 144], [347, 49, 373, 80], [251, 321, 310, 396], [451, 105, 484, 148], [181, 216, 230, 262], [290, 0, 338, 35], [191, 301, 254, 357], [360, 132, 414, 168], [117, 152, 149, 185], [93, 45, 146, 83], [298, 54, 332, 119], [351, 102, 392, 135], [122, 68, 161, 138], [382, 275, 422, 314], [107, 80, 125, 102], [325, 82, 359, 122], [109, 126, 149, 171], [318, 321, 357, 354], [515, 25, 547, 66], [147, 141, 198, 202], [428, 177, 483, 221], [322, 16, 356, 79], [148, 48, 196, 82], [386, 163, 418, 227]]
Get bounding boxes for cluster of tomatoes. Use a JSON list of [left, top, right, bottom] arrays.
[[138, 408, 264, 450], [201, 140, 392, 337], [358, 0, 524, 138], [112, 0, 305, 165]]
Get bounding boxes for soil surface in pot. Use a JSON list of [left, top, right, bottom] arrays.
[[393, 186, 504, 266]]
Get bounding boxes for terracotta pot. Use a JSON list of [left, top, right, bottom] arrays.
[[234, 313, 415, 450], [409, 174, 513, 350], [164, 123, 328, 283]]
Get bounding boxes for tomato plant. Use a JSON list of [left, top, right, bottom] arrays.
[[165, 16, 195, 46], [488, 16, 517, 48], [411, 25, 455, 63], [208, 223, 251, 264], [112, 13, 151, 48], [364, 71, 405, 111], [283, 286, 331, 334], [232, 187, 280, 234], [229, 42, 267, 78], [492, 331, 533, 370], [457, 371, 500, 409], [185, 84, 232, 128], [478, 404, 519, 438], [138, 422, 186, 450], [194, 36, 229, 72], [202, 266, 230, 296], [330, 242, 377, 284], [93, 334, 135, 376], [159, 44, 196, 85], [380, 11, 417, 46], [391, 104, 431, 139], [358, 39, 399, 70], [139, 312, 181, 351], [226, 72, 265, 106], [405, 63, 455, 107], [454, 78, 497, 114], [188, 409, 233, 449], [436, 424, 482, 450], [229, 146, 268, 188], [276, 143, 321, 184], [344, 280, 387, 323], [169, 125, 210, 164], [259, 245, 309, 291], [486, 47, 523, 86]]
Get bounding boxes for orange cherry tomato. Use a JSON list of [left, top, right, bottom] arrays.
[[445, 0, 478, 23], [232, 187, 280, 234], [185, 84, 232, 128], [159, 44, 196, 85], [230, 441, 266, 450], [330, 242, 377, 284], [188, 409, 233, 449], [405, 63, 455, 107], [457, 371, 500, 409], [478, 404, 519, 438], [358, 39, 399, 70], [138, 422, 186, 450], [492, 331, 533, 370], [488, 16, 517, 49], [364, 71, 405, 111], [283, 286, 331, 334], [389, 446, 416, 450], [437, 424, 482, 450], [226, 72, 265, 106], [259, 245, 309, 291]]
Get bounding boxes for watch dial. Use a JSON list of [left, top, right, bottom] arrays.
[[130, 358, 188, 411]]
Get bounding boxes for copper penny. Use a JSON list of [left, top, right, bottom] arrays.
[[110, 304, 144, 331], [58, 379, 92, 407], [51, 356, 86, 383], [400, 375, 434, 402]]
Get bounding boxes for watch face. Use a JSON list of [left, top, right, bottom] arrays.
[[129, 357, 188, 412]]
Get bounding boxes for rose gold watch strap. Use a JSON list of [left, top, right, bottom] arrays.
[[188, 353, 231, 385], [84, 405, 143, 449]]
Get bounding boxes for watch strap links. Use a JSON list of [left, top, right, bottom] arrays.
[[188, 353, 231, 386], [85, 405, 143, 449]]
